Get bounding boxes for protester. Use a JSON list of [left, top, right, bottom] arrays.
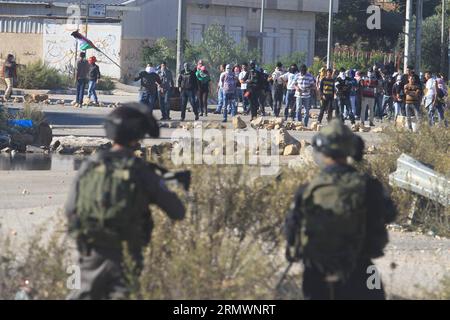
[[272, 62, 285, 117], [214, 64, 226, 114], [281, 64, 298, 121], [359, 71, 378, 127], [242, 60, 264, 121], [294, 64, 316, 126], [135, 64, 162, 113], [157, 62, 174, 120], [220, 64, 238, 122], [335, 68, 355, 124], [318, 68, 335, 124], [431, 77, 449, 127], [404, 75, 421, 130], [87, 56, 100, 105], [2, 54, 17, 101], [75, 52, 90, 108], [178, 63, 199, 121], [196, 65, 211, 116], [392, 74, 405, 120], [239, 63, 249, 114]]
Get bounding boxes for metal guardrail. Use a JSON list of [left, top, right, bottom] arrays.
[[389, 153, 450, 207]]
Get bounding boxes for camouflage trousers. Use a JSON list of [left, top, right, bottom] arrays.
[[66, 249, 129, 300], [302, 258, 386, 300]]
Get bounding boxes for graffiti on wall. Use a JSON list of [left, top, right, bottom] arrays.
[[43, 20, 121, 79]]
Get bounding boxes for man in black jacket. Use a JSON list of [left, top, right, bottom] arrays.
[[243, 60, 263, 120], [135, 65, 162, 114], [177, 63, 199, 121]]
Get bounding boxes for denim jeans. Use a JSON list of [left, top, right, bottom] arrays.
[[87, 80, 98, 104], [216, 87, 225, 113], [241, 89, 249, 112], [374, 94, 383, 119], [428, 103, 448, 127], [273, 88, 284, 117], [223, 92, 236, 121], [295, 96, 311, 125], [284, 89, 296, 120], [76, 79, 87, 104], [350, 95, 357, 116], [405, 103, 421, 129], [381, 95, 392, 116], [139, 91, 157, 113], [393, 101, 403, 118], [158, 89, 171, 119], [360, 97, 375, 124], [181, 89, 198, 120]]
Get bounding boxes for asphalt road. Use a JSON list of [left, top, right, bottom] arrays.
[[2, 95, 383, 146]]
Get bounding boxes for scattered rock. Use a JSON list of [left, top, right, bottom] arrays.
[[57, 99, 65, 105], [351, 123, 361, 132], [359, 126, 370, 133], [22, 189, 29, 195], [275, 128, 300, 152], [30, 94, 49, 103], [250, 117, 264, 129], [71, 100, 78, 106], [1, 147, 12, 153], [367, 145, 377, 154], [310, 121, 319, 131], [283, 144, 300, 156], [372, 127, 383, 133], [13, 97, 23, 103], [169, 121, 181, 129], [232, 116, 247, 129], [56, 145, 74, 155], [300, 139, 310, 150], [50, 140, 61, 151]]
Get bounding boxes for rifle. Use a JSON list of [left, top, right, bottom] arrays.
[[147, 162, 191, 191]]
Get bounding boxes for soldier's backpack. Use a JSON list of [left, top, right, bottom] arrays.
[[300, 170, 368, 281], [74, 157, 151, 252]]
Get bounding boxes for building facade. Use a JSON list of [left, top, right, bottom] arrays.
[[1, 0, 338, 81]]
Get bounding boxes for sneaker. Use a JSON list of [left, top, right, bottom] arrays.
[[369, 121, 375, 127], [199, 113, 203, 116], [222, 119, 227, 123], [195, 115, 199, 121]]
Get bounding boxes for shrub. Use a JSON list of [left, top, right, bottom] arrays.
[[0, 216, 73, 299], [361, 122, 450, 237], [16, 61, 71, 90]]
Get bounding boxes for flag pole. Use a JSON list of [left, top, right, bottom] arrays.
[[96, 49, 122, 70]]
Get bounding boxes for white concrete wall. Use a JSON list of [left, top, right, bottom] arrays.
[[43, 20, 122, 79], [186, 5, 316, 65]]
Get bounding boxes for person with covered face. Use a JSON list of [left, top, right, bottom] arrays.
[[177, 63, 199, 121], [2, 54, 17, 101], [219, 64, 238, 122]]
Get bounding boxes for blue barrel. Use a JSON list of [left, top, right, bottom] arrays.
[[7, 119, 34, 128]]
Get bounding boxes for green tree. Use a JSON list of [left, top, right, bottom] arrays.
[[141, 38, 177, 71]]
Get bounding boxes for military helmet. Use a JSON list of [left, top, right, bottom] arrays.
[[105, 102, 159, 145], [312, 119, 359, 159]]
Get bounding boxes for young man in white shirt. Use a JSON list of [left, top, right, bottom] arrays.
[[281, 64, 298, 120]]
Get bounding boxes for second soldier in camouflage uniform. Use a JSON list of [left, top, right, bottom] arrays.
[[285, 119, 397, 300]]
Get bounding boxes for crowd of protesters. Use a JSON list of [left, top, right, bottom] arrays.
[[3, 51, 446, 129], [131, 58, 448, 129]]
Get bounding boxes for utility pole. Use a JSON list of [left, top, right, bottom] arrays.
[[259, 0, 265, 63], [404, 0, 412, 72], [441, 0, 446, 72], [448, 26, 450, 80], [415, 0, 423, 73], [176, 0, 186, 83], [326, 0, 334, 69], [85, 1, 89, 37]]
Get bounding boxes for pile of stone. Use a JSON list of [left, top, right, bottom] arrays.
[[50, 136, 112, 155], [24, 94, 49, 104], [248, 117, 314, 132]]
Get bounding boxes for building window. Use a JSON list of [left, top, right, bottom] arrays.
[[263, 28, 275, 64], [229, 26, 243, 44], [189, 23, 204, 45], [297, 30, 310, 55], [279, 28, 293, 57]]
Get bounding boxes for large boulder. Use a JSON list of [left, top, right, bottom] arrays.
[[32, 94, 49, 103], [283, 144, 300, 156], [275, 128, 300, 151]]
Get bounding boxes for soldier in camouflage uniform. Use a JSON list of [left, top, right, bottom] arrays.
[[284, 119, 397, 300], [65, 102, 185, 300]]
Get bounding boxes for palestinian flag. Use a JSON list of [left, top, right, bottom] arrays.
[[71, 30, 98, 51]]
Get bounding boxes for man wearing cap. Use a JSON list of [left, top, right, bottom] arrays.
[[87, 56, 101, 105], [284, 119, 397, 300]]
